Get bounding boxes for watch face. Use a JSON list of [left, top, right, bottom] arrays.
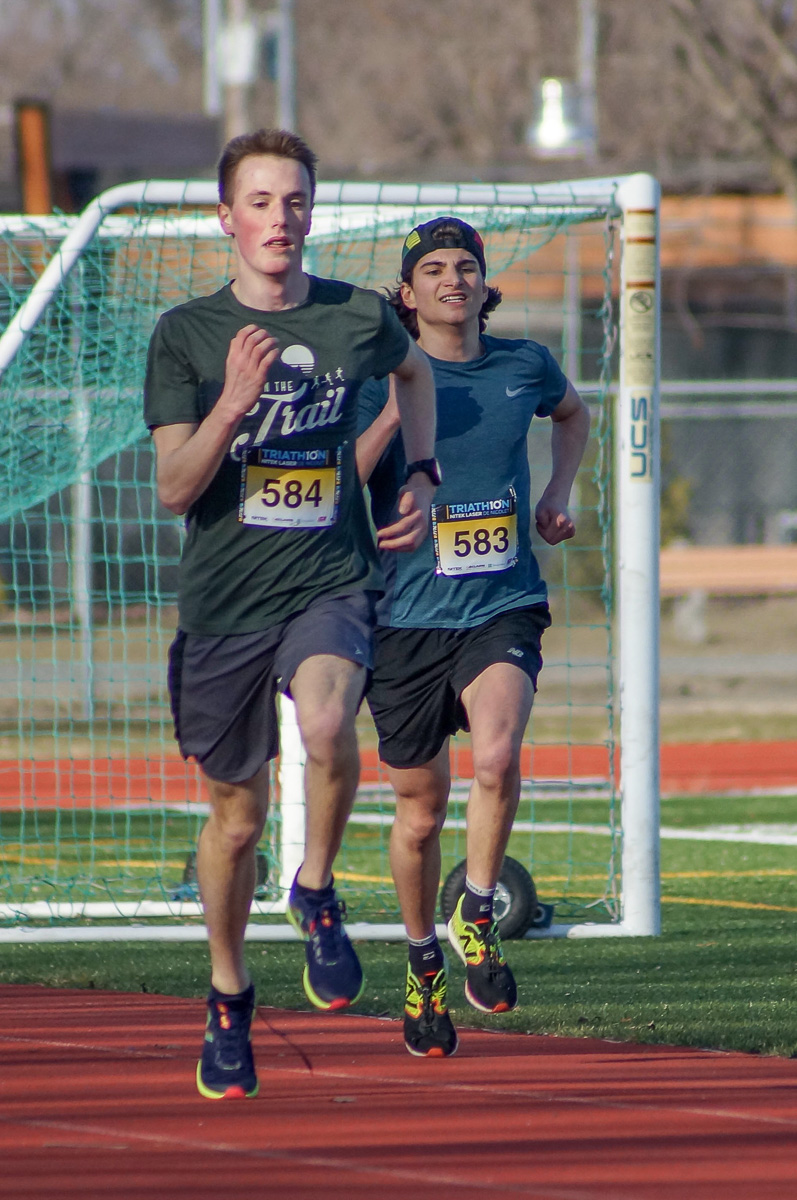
[[407, 459, 441, 485]]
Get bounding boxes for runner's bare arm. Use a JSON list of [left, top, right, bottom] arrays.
[[355, 378, 400, 485], [153, 325, 280, 514], [534, 381, 591, 546], [368, 340, 438, 551], [357, 390, 438, 549], [376, 480, 436, 552], [391, 338, 436, 465]]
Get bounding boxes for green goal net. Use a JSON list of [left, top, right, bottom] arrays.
[[0, 177, 660, 941]]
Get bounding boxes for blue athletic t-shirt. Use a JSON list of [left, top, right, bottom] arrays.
[[358, 334, 568, 629]]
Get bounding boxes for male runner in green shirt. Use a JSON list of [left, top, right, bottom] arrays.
[[145, 129, 437, 1097]]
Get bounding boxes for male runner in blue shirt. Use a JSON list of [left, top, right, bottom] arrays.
[[357, 217, 590, 1057]]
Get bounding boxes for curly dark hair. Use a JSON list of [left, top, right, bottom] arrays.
[[386, 280, 503, 339], [389, 217, 501, 336]]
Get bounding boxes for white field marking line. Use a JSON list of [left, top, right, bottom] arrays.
[[88, 787, 797, 816], [113, 807, 614, 832], [348, 812, 797, 845], [349, 811, 613, 835], [659, 825, 797, 846], [665, 788, 797, 800], [98, 784, 615, 816], [2, 1023, 796, 1132], [0, 1114, 598, 1200], [0, 1032, 186, 1061], [27, 803, 797, 845]]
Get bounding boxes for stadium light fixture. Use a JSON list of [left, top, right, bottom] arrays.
[[527, 0, 597, 161], [532, 78, 572, 153]]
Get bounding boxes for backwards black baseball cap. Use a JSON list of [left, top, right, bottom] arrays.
[[400, 217, 487, 281]]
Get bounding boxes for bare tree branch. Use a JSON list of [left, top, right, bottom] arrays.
[[666, 0, 797, 197]]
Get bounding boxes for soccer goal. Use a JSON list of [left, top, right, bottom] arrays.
[[0, 174, 659, 943]]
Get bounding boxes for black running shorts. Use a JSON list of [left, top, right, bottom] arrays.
[[168, 590, 377, 783], [367, 604, 551, 769]]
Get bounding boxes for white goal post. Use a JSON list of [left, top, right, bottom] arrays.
[[0, 173, 660, 942]]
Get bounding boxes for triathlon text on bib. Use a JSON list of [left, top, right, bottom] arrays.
[[239, 446, 341, 528], [431, 492, 518, 576]]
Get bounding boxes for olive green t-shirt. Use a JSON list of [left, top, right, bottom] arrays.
[[144, 278, 410, 634]]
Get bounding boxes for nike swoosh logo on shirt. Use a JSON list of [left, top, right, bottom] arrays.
[[505, 386, 529, 398]]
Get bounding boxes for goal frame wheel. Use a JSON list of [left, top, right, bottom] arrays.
[[440, 856, 539, 939]]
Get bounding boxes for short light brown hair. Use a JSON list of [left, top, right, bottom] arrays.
[[218, 128, 318, 206]]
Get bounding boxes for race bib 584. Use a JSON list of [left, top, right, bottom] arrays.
[[239, 447, 341, 528], [432, 493, 518, 576]]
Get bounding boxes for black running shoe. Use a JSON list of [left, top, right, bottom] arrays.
[[403, 959, 458, 1058], [196, 985, 259, 1100], [287, 875, 364, 1010], [447, 893, 518, 1013]]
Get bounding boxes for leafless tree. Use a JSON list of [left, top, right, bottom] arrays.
[[0, 0, 202, 115], [294, 0, 566, 178], [664, 0, 797, 197], [1, 0, 796, 193]]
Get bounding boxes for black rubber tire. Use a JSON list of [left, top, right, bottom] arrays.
[[440, 856, 538, 939]]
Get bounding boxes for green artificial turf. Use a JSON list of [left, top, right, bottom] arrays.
[[2, 813, 795, 1057]]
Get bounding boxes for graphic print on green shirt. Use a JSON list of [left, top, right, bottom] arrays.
[[358, 334, 567, 630], [144, 278, 410, 634]]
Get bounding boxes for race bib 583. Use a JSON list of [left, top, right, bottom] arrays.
[[432, 493, 518, 576], [239, 447, 341, 528]]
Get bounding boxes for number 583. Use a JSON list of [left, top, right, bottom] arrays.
[[453, 525, 509, 557]]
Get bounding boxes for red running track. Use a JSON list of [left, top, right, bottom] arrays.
[[2, 741, 797, 809], [1, 985, 796, 1199]]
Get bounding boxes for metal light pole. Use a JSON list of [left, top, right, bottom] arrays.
[[528, 0, 597, 158], [220, 0, 259, 141], [204, 0, 297, 137], [202, 0, 223, 116], [276, 0, 296, 130], [577, 0, 598, 162]]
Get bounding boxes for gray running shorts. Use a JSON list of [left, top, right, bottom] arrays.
[[167, 590, 377, 783]]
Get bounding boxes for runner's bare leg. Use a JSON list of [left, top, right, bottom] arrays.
[[197, 766, 269, 994], [290, 654, 367, 889], [460, 663, 534, 888]]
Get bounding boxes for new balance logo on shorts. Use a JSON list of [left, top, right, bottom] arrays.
[[507, 647, 524, 658]]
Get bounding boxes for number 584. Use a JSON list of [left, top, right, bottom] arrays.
[[260, 475, 323, 508]]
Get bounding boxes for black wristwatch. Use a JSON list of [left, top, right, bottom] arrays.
[[404, 457, 443, 487]]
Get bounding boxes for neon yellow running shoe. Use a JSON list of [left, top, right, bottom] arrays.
[[404, 958, 458, 1058], [447, 893, 518, 1013]]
